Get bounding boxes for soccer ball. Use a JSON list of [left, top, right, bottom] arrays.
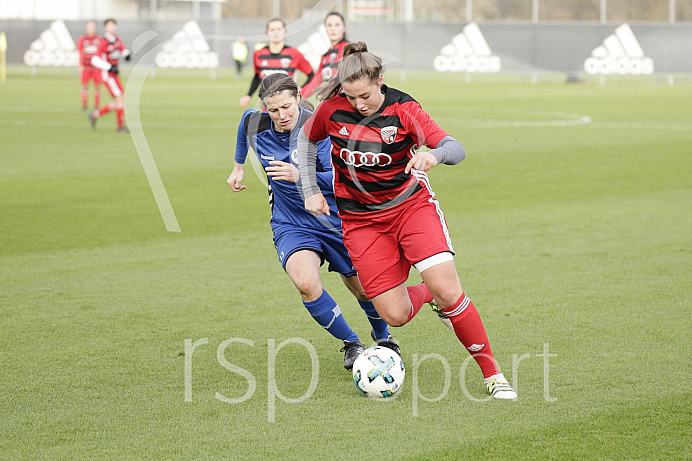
[[352, 346, 405, 398]]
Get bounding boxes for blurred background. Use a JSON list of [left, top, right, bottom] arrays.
[[0, 0, 690, 77], [2, 0, 691, 22]]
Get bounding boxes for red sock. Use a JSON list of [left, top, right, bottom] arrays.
[[405, 283, 434, 323], [81, 89, 88, 108], [98, 105, 112, 117], [442, 293, 499, 378], [94, 91, 100, 108], [116, 108, 124, 128]]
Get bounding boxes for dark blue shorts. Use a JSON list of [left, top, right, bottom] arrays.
[[273, 224, 357, 276]]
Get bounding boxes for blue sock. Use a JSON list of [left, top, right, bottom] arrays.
[[358, 300, 390, 341], [303, 290, 359, 343]]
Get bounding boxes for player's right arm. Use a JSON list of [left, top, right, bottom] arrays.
[[227, 110, 254, 192], [90, 40, 117, 73], [90, 55, 112, 71], [227, 163, 245, 192], [240, 50, 261, 108], [77, 36, 85, 70], [240, 74, 259, 108], [297, 126, 330, 216], [314, 138, 334, 192]]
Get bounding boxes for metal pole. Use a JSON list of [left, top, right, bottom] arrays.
[[150, 0, 157, 20], [600, 0, 607, 24], [404, 0, 413, 22], [0, 32, 7, 83], [465, 0, 472, 22], [670, 0, 675, 23], [532, 0, 539, 23]]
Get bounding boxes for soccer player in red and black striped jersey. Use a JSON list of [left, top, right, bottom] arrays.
[[239, 18, 314, 109], [88, 18, 130, 132], [76, 20, 103, 111], [298, 42, 517, 399], [301, 11, 349, 98]]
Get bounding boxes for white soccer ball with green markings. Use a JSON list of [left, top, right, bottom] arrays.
[[352, 346, 405, 398]]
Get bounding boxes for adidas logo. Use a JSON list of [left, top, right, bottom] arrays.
[[584, 23, 654, 76], [297, 24, 330, 69], [433, 22, 500, 73], [155, 20, 219, 69], [339, 126, 349, 136], [23, 20, 79, 67], [467, 344, 485, 352]]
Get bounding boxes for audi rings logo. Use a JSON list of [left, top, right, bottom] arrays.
[[339, 148, 392, 167]]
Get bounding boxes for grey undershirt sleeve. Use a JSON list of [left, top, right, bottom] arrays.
[[297, 127, 320, 198], [429, 135, 466, 165]]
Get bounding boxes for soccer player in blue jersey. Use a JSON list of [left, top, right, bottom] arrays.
[[227, 73, 398, 370]]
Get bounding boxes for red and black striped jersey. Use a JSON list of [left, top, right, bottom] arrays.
[[95, 34, 127, 67], [304, 85, 449, 217], [302, 39, 349, 98], [253, 45, 313, 81], [77, 34, 104, 67]]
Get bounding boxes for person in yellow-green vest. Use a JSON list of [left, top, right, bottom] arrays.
[[232, 37, 249, 80]]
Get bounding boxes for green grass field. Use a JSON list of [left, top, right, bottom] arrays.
[[1, 66, 691, 459]]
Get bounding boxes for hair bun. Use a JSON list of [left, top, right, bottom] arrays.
[[343, 41, 368, 56]]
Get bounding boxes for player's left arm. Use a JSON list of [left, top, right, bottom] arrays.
[[265, 138, 331, 185], [296, 51, 316, 89], [120, 39, 131, 61], [265, 161, 298, 183], [404, 103, 465, 173]]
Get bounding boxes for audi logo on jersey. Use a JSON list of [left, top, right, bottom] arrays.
[[338, 148, 393, 167]]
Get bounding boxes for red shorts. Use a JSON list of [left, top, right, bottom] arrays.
[[81, 66, 101, 85], [341, 195, 455, 298], [102, 72, 123, 97]]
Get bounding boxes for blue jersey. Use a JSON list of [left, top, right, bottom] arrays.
[[235, 107, 341, 232]]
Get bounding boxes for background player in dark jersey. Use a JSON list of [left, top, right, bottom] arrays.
[[301, 11, 349, 99], [298, 42, 517, 399], [238, 18, 314, 109], [76, 20, 102, 111], [88, 18, 130, 133], [227, 73, 398, 370]]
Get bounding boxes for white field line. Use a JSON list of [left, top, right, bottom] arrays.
[[125, 31, 181, 233]]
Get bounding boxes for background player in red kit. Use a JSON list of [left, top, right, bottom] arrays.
[[76, 20, 103, 111], [301, 11, 349, 99], [88, 18, 131, 132], [298, 42, 517, 399], [239, 18, 314, 109]]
